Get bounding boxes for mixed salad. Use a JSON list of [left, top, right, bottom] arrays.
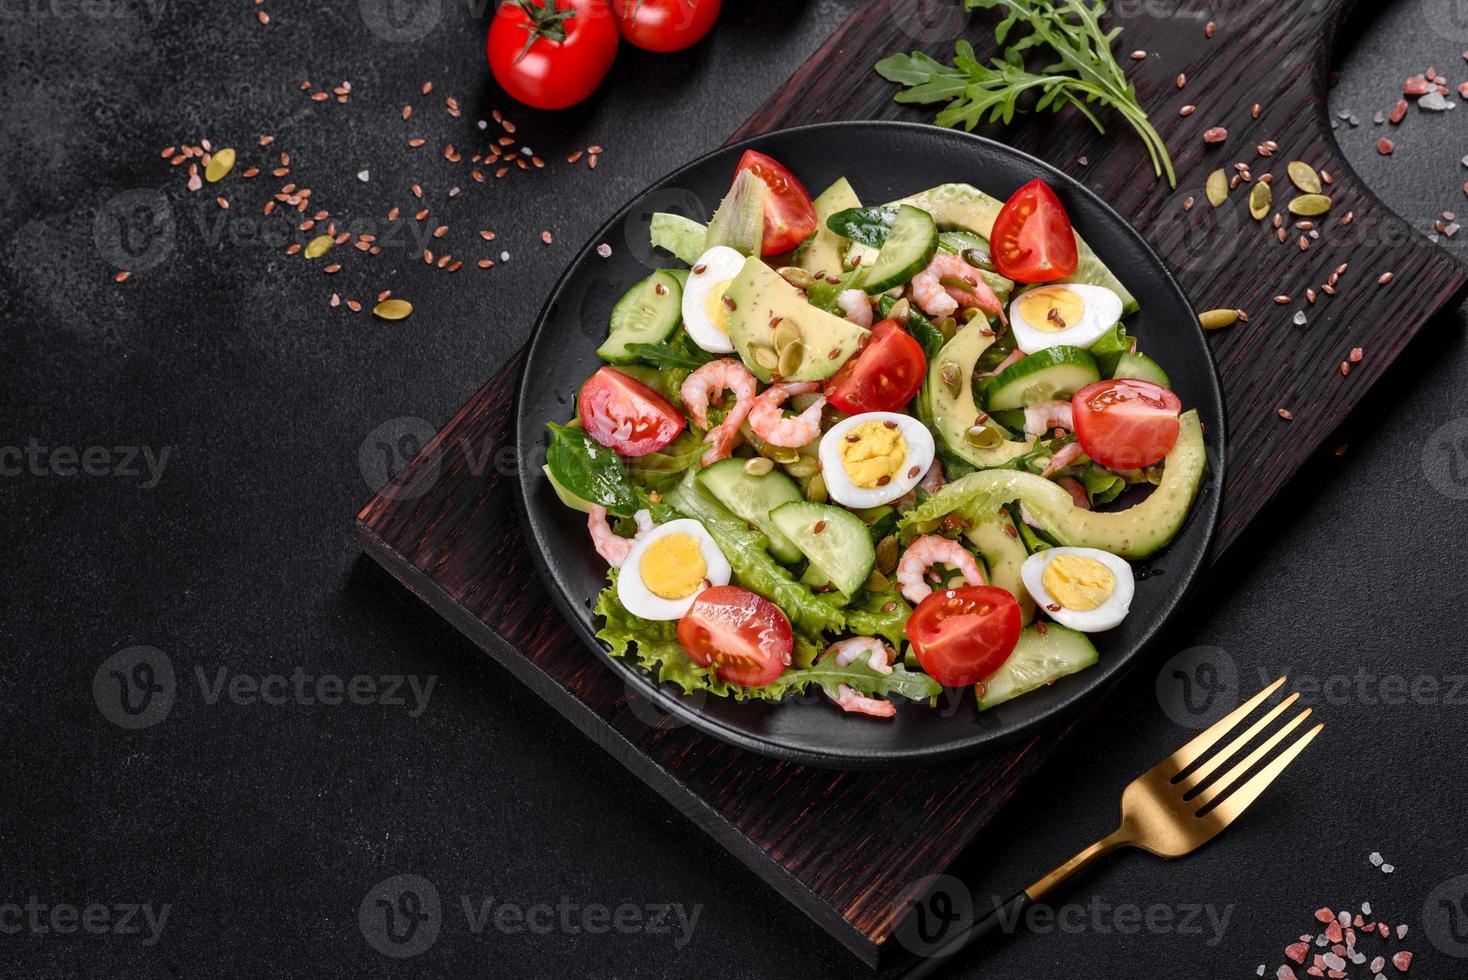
[[543, 149, 1206, 718]]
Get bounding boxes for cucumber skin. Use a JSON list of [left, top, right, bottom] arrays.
[[862, 205, 938, 293], [649, 212, 707, 266], [984, 347, 1100, 411], [978, 623, 1098, 710], [1112, 351, 1171, 389], [597, 271, 683, 364], [769, 501, 875, 598], [697, 459, 804, 564]]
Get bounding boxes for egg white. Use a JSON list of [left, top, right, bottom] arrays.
[[681, 245, 746, 354], [817, 412, 936, 509], [617, 519, 732, 621], [1009, 283, 1124, 355], [1020, 547, 1135, 633]]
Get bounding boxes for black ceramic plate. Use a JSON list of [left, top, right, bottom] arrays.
[[515, 121, 1225, 770]]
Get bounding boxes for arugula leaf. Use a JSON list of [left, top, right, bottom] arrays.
[[625, 336, 714, 371], [757, 648, 941, 703], [875, 1, 1177, 187], [546, 422, 641, 516], [825, 206, 898, 248]]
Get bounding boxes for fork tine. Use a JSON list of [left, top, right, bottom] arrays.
[[1193, 707, 1314, 810], [1204, 722, 1324, 824], [1176, 692, 1300, 792], [1164, 676, 1286, 773]]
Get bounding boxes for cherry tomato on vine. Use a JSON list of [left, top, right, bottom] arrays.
[[991, 178, 1079, 283], [611, 0, 720, 51], [487, 0, 619, 110]]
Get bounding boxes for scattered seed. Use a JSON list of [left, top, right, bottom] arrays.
[[1183, 195, 1195, 211], [1129, 49, 1146, 60], [1278, 408, 1294, 420], [1378, 272, 1394, 285], [1206, 169, 1229, 206], [1205, 20, 1216, 37], [1203, 126, 1228, 144], [1350, 346, 1364, 362], [374, 298, 413, 321], [1287, 161, 1322, 193], [1251, 103, 1262, 118], [1199, 308, 1239, 330], [541, 230, 553, 244], [1249, 182, 1272, 220], [304, 235, 335, 259], [1179, 104, 1196, 116], [1176, 73, 1187, 89], [114, 270, 131, 283], [1289, 194, 1332, 216], [1274, 295, 1292, 304], [477, 258, 494, 269]]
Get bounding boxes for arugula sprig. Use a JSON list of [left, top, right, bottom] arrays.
[[875, 0, 1176, 187]]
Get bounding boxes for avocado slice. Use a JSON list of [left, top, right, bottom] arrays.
[[924, 322, 1033, 468], [798, 177, 862, 276], [884, 183, 1138, 316], [726, 257, 869, 383], [964, 512, 1036, 624]]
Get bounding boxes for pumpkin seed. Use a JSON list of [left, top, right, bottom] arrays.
[[939, 360, 963, 397], [373, 298, 413, 320], [742, 456, 774, 477], [887, 298, 910, 323], [750, 344, 779, 371], [938, 274, 974, 291], [875, 535, 899, 575], [805, 472, 828, 504], [772, 319, 802, 352], [784, 455, 819, 479], [304, 234, 335, 260], [1288, 194, 1332, 217], [1205, 169, 1229, 207], [764, 444, 800, 465], [1198, 308, 1240, 331], [778, 341, 805, 378], [863, 569, 890, 593], [1249, 182, 1272, 221], [778, 267, 815, 290], [961, 306, 983, 324], [960, 248, 990, 270], [1144, 464, 1165, 486], [965, 425, 1002, 449], [1287, 161, 1322, 194], [205, 147, 236, 183], [936, 316, 958, 340]]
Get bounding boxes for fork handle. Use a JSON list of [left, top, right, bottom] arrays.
[[903, 892, 1032, 980]]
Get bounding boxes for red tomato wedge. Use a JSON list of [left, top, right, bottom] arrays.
[[734, 150, 818, 256], [577, 366, 685, 457], [1071, 379, 1182, 471], [906, 586, 1022, 687], [990, 178, 1080, 284], [611, 0, 719, 51], [677, 586, 792, 687], [824, 319, 927, 414]]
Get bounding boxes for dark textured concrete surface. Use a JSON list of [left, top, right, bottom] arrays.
[[2, 1, 1467, 978]]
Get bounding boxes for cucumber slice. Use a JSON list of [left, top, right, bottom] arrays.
[[1112, 351, 1171, 389], [985, 346, 1101, 411], [649, 212, 707, 266], [596, 270, 684, 364], [861, 204, 938, 292], [769, 501, 875, 597], [978, 623, 1098, 710], [706, 169, 769, 256], [697, 459, 804, 564]]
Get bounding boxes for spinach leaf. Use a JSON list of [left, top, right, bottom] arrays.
[[545, 422, 641, 516], [877, 294, 945, 359], [825, 206, 898, 248], [625, 335, 713, 370]]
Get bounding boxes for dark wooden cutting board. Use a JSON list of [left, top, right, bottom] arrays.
[[356, 0, 1466, 968]]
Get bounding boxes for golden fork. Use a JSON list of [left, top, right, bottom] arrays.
[[906, 677, 1320, 974]]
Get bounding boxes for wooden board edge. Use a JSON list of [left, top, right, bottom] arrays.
[[352, 516, 884, 968]]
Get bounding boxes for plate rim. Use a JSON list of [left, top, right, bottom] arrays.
[[514, 119, 1226, 770]]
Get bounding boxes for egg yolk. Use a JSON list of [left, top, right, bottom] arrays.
[[639, 533, 708, 600], [703, 280, 734, 337], [1016, 286, 1086, 333], [839, 421, 908, 489], [1042, 554, 1116, 611]]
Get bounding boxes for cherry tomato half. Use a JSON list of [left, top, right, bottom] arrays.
[[990, 178, 1080, 284], [824, 319, 927, 414], [906, 585, 1022, 687], [677, 586, 792, 687], [1071, 379, 1182, 471], [734, 150, 818, 256], [577, 366, 685, 457], [611, 0, 719, 51], [487, 0, 619, 111]]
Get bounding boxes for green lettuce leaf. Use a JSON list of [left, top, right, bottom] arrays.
[[844, 590, 912, 650]]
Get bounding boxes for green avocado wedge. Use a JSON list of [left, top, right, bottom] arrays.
[[964, 512, 1035, 624], [902, 410, 1206, 560], [725, 257, 869, 382], [889, 183, 1139, 316], [798, 177, 862, 276], [924, 322, 1033, 469]]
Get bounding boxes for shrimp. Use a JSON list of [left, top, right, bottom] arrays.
[[1044, 441, 1086, 478], [680, 358, 758, 466], [909, 252, 1007, 321], [587, 505, 654, 569], [832, 684, 896, 718], [824, 636, 895, 676], [895, 534, 986, 604], [836, 288, 873, 328], [897, 460, 946, 510], [1024, 399, 1074, 437], [1055, 475, 1091, 509], [747, 382, 825, 448], [979, 348, 1023, 378]]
